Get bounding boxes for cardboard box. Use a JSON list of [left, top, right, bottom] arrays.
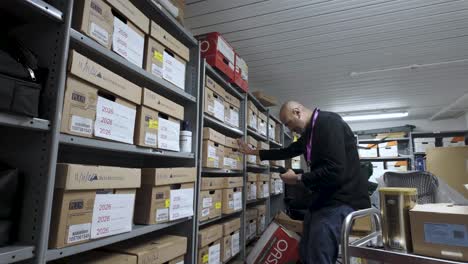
[[426, 147, 468, 198], [378, 141, 399, 157], [50, 164, 140, 248], [221, 177, 244, 189], [443, 136, 466, 147], [198, 240, 221, 264], [141, 167, 196, 186], [203, 127, 225, 145], [352, 216, 372, 233], [246, 210, 258, 240], [150, 21, 189, 61], [414, 138, 436, 153], [68, 50, 142, 104], [246, 222, 301, 264], [222, 218, 241, 236], [201, 177, 224, 190], [222, 188, 243, 214], [246, 208, 258, 221], [158, 0, 185, 25], [257, 173, 270, 182], [105, 235, 187, 264], [141, 88, 184, 120], [224, 148, 242, 171], [202, 140, 225, 168], [252, 91, 277, 107], [271, 179, 284, 195], [247, 181, 257, 201], [57, 250, 137, 264], [199, 189, 222, 222], [73, 0, 114, 49], [199, 224, 223, 248], [257, 181, 270, 199], [386, 161, 408, 172], [204, 80, 226, 122], [168, 255, 185, 264], [222, 234, 232, 262], [134, 106, 159, 148], [224, 136, 238, 149], [257, 112, 268, 136], [247, 136, 258, 164], [248, 101, 258, 130], [106, 0, 149, 33], [358, 144, 378, 158], [275, 124, 282, 143], [134, 183, 194, 224], [221, 230, 241, 262], [255, 205, 267, 235], [247, 173, 258, 182], [224, 101, 240, 128], [275, 212, 303, 234], [257, 142, 269, 166], [232, 54, 248, 92], [199, 32, 235, 80], [410, 203, 468, 262]]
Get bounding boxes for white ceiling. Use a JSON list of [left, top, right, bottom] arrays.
[[185, 0, 468, 120]]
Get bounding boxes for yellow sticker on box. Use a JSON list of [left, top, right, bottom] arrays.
[[149, 119, 159, 129], [153, 51, 163, 62], [215, 202, 221, 209], [208, 157, 215, 161], [165, 199, 170, 208], [202, 255, 209, 263]]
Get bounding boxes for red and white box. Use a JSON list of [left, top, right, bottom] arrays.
[[232, 54, 248, 92], [198, 32, 235, 80], [246, 222, 301, 264]]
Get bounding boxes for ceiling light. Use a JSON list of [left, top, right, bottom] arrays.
[[342, 112, 408, 122]]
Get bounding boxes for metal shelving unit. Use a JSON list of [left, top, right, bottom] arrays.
[[0, 112, 50, 131], [0, 246, 35, 264], [199, 211, 242, 228], [247, 127, 268, 142], [202, 168, 244, 175], [204, 115, 244, 137]]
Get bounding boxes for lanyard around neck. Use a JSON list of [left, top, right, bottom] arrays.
[[306, 108, 320, 164]]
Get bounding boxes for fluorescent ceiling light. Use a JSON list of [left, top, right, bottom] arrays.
[[342, 112, 408, 122]]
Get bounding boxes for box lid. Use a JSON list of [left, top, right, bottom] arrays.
[[247, 173, 257, 182], [258, 141, 269, 150], [359, 144, 377, 149], [205, 75, 217, 91], [411, 203, 468, 215], [141, 167, 196, 186], [258, 112, 267, 121], [142, 88, 184, 120], [224, 92, 241, 108], [203, 127, 226, 145], [106, 0, 149, 33], [378, 141, 398, 147], [55, 163, 141, 190], [150, 21, 189, 61]]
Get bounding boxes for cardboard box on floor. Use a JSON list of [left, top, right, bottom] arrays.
[[49, 164, 141, 249], [134, 182, 194, 225], [204, 76, 226, 121], [201, 177, 224, 190], [410, 203, 468, 262], [199, 224, 223, 248], [222, 187, 243, 214], [73, 0, 114, 49], [105, 235, 187, 264], [199, 189, 222, 222], [426, 146, 468, 198], [198, 240, 221, 264]]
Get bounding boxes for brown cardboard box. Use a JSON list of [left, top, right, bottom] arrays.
[[205, 75, 217, 91], [141, 88, 184, 120], [224, 91, 241, 109], [246, 219, 258, 241], [222, 188, 243, 214], [141, 167, 196, 186], [134, 106, 159, 148], [221, 177, 244, 189], [150, 21, 189, 61], [202, 140, 225, 168], [199, 190, 222, 222], [73, 0, 114, 49], [105, 235, 187, 264], [204, 82, 226, 122], [199, 224, 223, 248], [134, 183, 194, 224], [252, 91, 277, 107], [106, 0, 149, 33], [410, 203, 468, 262], [203, 127, 226, 145], [222, 235, 232, 262], [246, 208, 258, 221], [257, 181, 270, 199], [257, 173, 270, 182], [248, 101, 258, 130], [69, 50, 142, 104], [57, 250, 137, 264], [257, 112, 268, 136], [257, 141, 269, 166], [352, 216, 372, 233], [201, 177, 224, 190], [222, 218, 241, 236], [269, 122, 276, 141], [225, 148, 243, 170], [60, 76, 98, 137], [426, 146, 468, 198], [275, 212, 303, 234], [271, 173, 281, 179], [248, 173, 258, 182], [255, 205, 267, 235], [247, 136, 258, 164], [247, 181, 257, 201], [224, 93, 241, 128], [198, 240, 221, 264], [168, 255, 185, 264], [225, 137, 238, 149]]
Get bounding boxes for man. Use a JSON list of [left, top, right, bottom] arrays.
[[238, 101, 370, 264]]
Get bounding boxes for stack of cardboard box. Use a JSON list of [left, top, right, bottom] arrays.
[[134, 167, 196, 225], [49, 164, 141, 249], [221, 218, 241, 262], [199, 177, 223, 222], [198, 225, 222, 264], [246, 209, 258, 241], [247, 173, 257, 201], [221, 177, 243, 215], [256, 173, 270, 199]]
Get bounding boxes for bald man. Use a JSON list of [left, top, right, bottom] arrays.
[[238, 101, 370, 264]]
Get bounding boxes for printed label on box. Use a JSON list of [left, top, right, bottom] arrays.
[[163, 52, 185, 90], [216, 37, 235, 65], [231, 159, 238, 169], [424, 223, 468, 247], [249, 222, 256, 237], [214, 99, 224, 121], [228, 200, 234, 209], [91, 193, 135, 239], [113, 18, 144, 67], [156, 208, 169, 222], [250, 184, 257, 200], [158, 118, 180, 151], [151, 63, 163, 77], [263, 184, 269, 197], [208, 243, 221, 264], [169, 188, 194, 220], [94, 97, 136, 144], [208, 145, 217, 159], [90, 22, 109, 46], [224, 157, 233, 168], [229, 109, 239, 127], [249, 116, 257, 129], [233, 192, 242, 211], [259, 122, 267, 136], [203, 197, 213, 208], [67, 223, 91, 244], [231, 232, 240, 256], [70, 115, 93, 135], [202, 208, 210, 217], [260, 216, 266, 231], [248, 155, 256, 164], [144, 132, 157, 146]]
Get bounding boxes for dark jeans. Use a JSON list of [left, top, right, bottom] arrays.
[[300, 204, 354, 264]]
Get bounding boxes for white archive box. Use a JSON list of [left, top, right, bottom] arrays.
[[442, 136, 466, 147], [358, 144, 378, 158], [414, 138, 436, 153], [378, 141, 399, 157], [369, 162, 385, 183], [386, 161, 409, 172]]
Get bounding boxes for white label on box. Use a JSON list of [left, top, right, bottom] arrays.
[[230, 109, 239, 127], [216, 37, 235, 65], [214, 99, 224, 121], [248, 155, 256, 164], [232, 159, 238, 169], [228, 200, 234, 209], [156, 208, 169, 222], [224, 157, 233, 168], [233, 192, 242, 211], [169, 188, 194, 220], [259, 122, 267, 136], [94, 97, 136, 144], [144, 132, 157, 146], [208, 145, 217, 159], [249, 116, 257, 129], [67, 223, 91, 244], [249, 222, 256, 237], [208, 243, 221, 264], [263, 184, 269, 197], [90, 22, 109, 46], [91, 194, 135, 239], [113, 18, 144, 67], [163, 52, 186, 90], [202, 208, 210, 217], [213, 157, 219, 168], [424, 223, 468, 247], [260, 216, 266, 231], [250, 183, 257, 200], [151, 63, 163, 78], [231, 232, 240, 256], [203, 197, 213, 208], [158, 118, 180, 151], [70, 115, 93, 135]]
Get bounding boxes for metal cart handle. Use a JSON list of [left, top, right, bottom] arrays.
[[341, 207, 383, 264]]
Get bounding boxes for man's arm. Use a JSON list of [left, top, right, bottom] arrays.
[[301, 118, 347, 189], [237, 136, 305, 161]]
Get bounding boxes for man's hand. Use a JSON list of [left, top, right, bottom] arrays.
[[237, 139, 258, 155], [280, 169, 301, 185]]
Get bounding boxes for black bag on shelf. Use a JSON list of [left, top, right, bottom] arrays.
[[0, 165, 21, 246]]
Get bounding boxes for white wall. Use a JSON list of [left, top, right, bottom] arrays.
[[349, 115, 467, 132]]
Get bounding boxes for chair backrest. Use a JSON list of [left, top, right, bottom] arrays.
[[383, 171, 439, 204]]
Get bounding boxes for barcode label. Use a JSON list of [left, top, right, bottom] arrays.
[[70, 115, 93, 135], [67, 223, 91, 244]]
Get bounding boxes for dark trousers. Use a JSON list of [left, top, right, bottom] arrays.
[[300, 204, 354, 264]]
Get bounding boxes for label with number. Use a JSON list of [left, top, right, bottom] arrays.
[[233, 192, 242, 211], [156, 208, 169, 222], [231, 232, 240, 256], [94, 96, 136, 144], [67, 223, 91, 244], [70, 115, 93, 135], [208, 243, 221, 264]]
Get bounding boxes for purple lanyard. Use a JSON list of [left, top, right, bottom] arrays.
[[306, 108, 320, 164]]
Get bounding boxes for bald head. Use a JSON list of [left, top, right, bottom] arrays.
[[279, 101, 304, 120], [279, 101, 313, 134]]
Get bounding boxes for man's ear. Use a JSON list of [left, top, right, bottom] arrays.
[[293, 107, 301, 118]]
